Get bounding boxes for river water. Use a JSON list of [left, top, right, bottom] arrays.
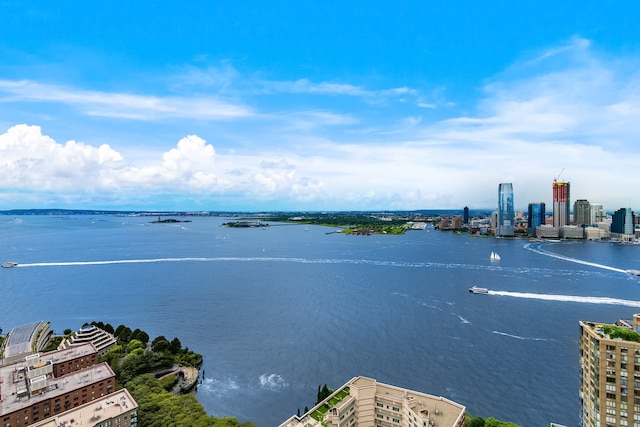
[[2, 215, 640, 426]]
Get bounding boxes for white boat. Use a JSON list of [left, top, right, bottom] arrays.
[[2, 261, 18, 268], [490, 251, 501, 261], [469, 286, 489, 294], [627, 269, 640, 276]]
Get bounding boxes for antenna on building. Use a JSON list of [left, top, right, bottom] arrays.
[[553, 168, 565, 183]]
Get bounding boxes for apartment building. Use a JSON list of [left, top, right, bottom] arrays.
[[58, 324, 117, 356], [279, 376, 466, 427], [579, 314, 640, 427], [30, 389, 138, 427], [0, 343, 116, 427], [1, 322, 53, 366]]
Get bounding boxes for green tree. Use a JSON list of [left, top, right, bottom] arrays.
[[152, 336, 171, 353], [484, 417, 520, 427], [466, 415, 485, 427], [114, 324, 126, 337], [118, 326, 132, 342], [126, 339, 145, 354], [170, 337, 182, 353], [316, 384, 333, 404], [131, 328, 149, 344]]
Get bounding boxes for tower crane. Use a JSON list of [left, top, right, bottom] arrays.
[[553, 168, 565, 183]]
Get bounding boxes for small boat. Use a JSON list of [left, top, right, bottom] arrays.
[[469, 285, 489, 294], [2, 262, 18, 268], [627, 269, 640, 276], [490, 251, 501, 261]]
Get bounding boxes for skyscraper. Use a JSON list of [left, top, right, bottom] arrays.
[[611, 207, 635, 236], [463, 206, 469, 224], [579, 314, 640, 427], [527, 202, 545, 235], [573, 199, 591, 227], [497, 183, 514, 237], [552, 181, 570, 227], [591, 203, 607, 224]]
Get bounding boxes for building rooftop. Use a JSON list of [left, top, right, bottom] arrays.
[[40, 343, 98, 364], [3, 322, 47, 358], [29, 389, 137, 427], [280, 376, 465, 427], [0, 362, 114, 416]]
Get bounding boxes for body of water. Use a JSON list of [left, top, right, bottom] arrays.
[[2, 215, 640, 426]]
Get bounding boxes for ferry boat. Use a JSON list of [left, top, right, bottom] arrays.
[[469, 285, 489, 294], [2, 262, 18, 268]]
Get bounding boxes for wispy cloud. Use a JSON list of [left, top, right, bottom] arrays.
[[0, 80, 253, 120], [2, 38, 640, 210]]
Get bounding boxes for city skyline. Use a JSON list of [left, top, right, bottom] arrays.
[[1, 3, 640, 211]]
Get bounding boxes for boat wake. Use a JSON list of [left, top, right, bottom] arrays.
[[492, 330, 552, 341], [524, 242, 627, 273], [489, 290, 640, 307], [11, 256, 594, 277]]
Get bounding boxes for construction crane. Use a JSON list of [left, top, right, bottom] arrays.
[[553, 168, 565, 183]]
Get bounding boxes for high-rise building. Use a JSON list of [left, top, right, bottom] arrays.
[[590, 203, 607, 224], [611, 208, 635, 237], [279, 376, 466, 427], [579, 314, 640, 427], [573, 199, 591, 227], [463, 206, 469, 224], [0, 344, 118, 426], [552, 181, 570, 227], [497, 183, 514, 237], [528, 202, 546, 235]]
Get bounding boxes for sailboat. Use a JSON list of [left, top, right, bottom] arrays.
[[490, 251, 501, 261]]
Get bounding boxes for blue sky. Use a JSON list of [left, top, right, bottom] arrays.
[[1, 2, 640, 211]]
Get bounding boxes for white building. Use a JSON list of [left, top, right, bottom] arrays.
[[279, 376, 465, 427]]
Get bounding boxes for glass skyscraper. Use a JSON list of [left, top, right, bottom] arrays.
[[527, 202, 546, 235], [497, 183, 514, 237]]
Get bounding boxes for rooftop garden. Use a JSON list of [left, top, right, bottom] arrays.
[[601, 325, 640, 342], [309, 387, 351, 422]]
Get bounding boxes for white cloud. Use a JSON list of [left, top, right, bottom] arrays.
[[0, 80, 252, 120], [2, 38, 640, 211], [0, 124, 124, 191]]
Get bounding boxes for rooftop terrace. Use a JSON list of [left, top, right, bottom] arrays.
[[30, 389, 137, 427], [0, 362, 114, 416]]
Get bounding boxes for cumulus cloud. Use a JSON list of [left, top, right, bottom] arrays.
[[2, 38, 640, 211], [0, 124, 124, 191]]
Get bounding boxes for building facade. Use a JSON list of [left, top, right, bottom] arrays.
[[463, 206, 469, 225], [528, 202, 546, 235], [611, 208, 635, 239], [30, 389, 138, 427], [574, 199, 592, 227], [0, 343, 118, 427], [279, 376, 466, 427], [553, 181, 570, 227], [579, 314, 640, 427], [58, 324, 117, 356], [497, 183, 515, 237], [590, 204, 607, 224]]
